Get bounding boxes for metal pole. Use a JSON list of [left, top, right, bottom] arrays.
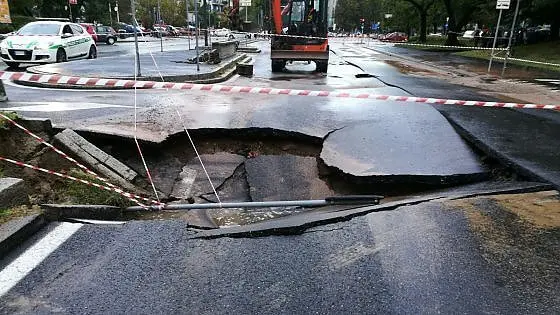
[[487, 9, 503, 73], [501, 0, 521, 77], [131, 0, 141, 76], [186, 0, 191, 50], [116, 1, 120, 24], [68, 0, 73, 22], [195, 0, 200, 71], [109, 2, 113, 27], [125, 196, 383, 211], [157, 0, 163, 52]]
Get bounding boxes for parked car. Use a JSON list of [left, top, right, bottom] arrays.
[[0, 21, 97, 68], [95, 25, 118, 45], [166, 25, 179, 36], [380, 32, 408, 42], [117, 23, 151, 38], [79, 23, 99, 42], [213, 28, 231, 37], [152, 26, 169, 38]]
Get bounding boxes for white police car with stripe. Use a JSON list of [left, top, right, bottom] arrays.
[[0, 21, 97, 68]]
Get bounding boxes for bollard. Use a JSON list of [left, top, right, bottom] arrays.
[[0, 80, 7, 102]]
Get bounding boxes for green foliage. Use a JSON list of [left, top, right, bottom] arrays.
[[62, 169, 134, 208], [335, 0, 381, 31], [0, 112, 19, 130]]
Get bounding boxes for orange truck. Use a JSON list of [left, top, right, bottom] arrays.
[[269, 0, 329, 72]]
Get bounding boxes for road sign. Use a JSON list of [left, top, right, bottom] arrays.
[[240, 0, 251, 7], [0, 0, 11, 24], [496, 0, 510, 10]]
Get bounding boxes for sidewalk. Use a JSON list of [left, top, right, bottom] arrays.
[[26, 49, 248, 83]]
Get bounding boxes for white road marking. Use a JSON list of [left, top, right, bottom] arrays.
[[1, 102, 133, 112], [0, 222, 83, 297]]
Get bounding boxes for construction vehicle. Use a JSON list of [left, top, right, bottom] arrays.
[[269, 0, 329, 72]]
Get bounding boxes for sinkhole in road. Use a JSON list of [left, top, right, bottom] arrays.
[[77, 127, 526, 227]]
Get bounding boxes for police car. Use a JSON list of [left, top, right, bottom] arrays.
[[0, 21, 97, 68]]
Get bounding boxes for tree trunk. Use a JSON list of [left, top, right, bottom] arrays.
[[551, 21, 559, 40], [442, 0, 458, 45], [419, 11, 427, 43]]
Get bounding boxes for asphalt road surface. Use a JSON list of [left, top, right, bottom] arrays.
[[0, 38, 559, 313]]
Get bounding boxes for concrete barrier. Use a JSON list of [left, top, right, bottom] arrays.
[[211, 40, 238, 60]]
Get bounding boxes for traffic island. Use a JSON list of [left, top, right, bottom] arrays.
[[24, 50, 250, 86]]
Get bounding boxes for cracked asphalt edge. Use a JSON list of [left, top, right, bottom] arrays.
[[189, 182, 552, 239]]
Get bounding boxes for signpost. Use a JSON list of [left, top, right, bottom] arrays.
[[240, 0, 251, 22], [488, 0, 511, 73], [501, 0, 521, 76], [0, 0, 11, 24]]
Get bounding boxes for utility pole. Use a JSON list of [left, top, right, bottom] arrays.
[[131, 0, 141, 77]]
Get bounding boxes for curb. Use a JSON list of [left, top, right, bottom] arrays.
[[0, 214, 47, 258], [20, 53, 248, 90]]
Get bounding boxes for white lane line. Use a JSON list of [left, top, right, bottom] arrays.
[[0, 222, 83, 297]]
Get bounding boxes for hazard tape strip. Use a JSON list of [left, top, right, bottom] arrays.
[[0, 113, 163, 207], [494, 56, 560, 67], [0, 155, 154, 208], [395, 42, 508, 51], [1, 71, 558, 110]]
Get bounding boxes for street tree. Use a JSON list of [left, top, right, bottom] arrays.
[[441, 0, 488, 45], [400, 0, 435, 42]]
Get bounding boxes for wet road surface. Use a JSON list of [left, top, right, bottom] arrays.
[[1, 38, 559, 313]]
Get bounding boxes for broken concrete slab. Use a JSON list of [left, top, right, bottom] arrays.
[[171, 153, 246, 202], [320, 120, 487, 183], [181, 209, 219, 229], [201, 164, 251, 203], [245, 155, 334, 201], [0, 178, 28, 209], [171, 166, 197, 200], [53, 129, 139, 191]]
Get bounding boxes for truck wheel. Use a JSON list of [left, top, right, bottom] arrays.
[[316, 61, 328, 73], [271, 60, 284, 73]]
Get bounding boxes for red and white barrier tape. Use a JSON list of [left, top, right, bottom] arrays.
[[0, 113, 163, 207], [494, 56, 560, 67], [2, 71, 558, 110], [0, 155, 157, 208], [394, 42, 508, 51]]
